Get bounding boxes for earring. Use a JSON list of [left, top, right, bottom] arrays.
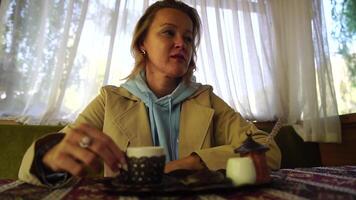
[[141, 48, 146, 56]]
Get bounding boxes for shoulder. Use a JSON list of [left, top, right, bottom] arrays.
[[189, 84, 213, 99], [100, 85, 130, 96], [99, 85, 140, 101], [188, 84, 233, 111], [187, 84, 215, 106], [189, 84, 223, 102]]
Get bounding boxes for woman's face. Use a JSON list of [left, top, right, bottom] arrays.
[[142, 8, 194, 80]]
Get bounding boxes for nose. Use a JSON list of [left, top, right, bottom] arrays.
[[174, 35, 186, 49]]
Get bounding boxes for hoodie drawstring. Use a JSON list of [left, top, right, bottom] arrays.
[[148, 96, 159, 146], [168, 98, 175, 160]]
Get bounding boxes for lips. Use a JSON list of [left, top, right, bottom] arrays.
[[170, 53, 186, 61]]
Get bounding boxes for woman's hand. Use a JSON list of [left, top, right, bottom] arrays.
[[42, 123, 127, 177], [164, 153, 206, 173]]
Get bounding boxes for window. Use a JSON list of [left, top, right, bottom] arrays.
[[324, 0, 356, 114]]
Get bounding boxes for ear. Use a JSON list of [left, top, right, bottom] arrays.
[[139, 43, 146, 52], [139, 44, 147, 56]]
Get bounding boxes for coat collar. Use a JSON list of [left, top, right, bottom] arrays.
[[112, 85, 214, 156], [113, 83, 212, 101]]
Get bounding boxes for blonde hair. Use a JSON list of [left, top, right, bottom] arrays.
[[127, 0, 201, 83]]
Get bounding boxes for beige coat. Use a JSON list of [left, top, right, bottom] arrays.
[[19, 85, 281, 186]]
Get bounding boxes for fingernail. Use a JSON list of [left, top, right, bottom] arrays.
[[113, 170, 120, 177], [122, 164, 128, 171]]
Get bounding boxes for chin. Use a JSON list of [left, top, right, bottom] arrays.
[[166, 74, 185, 80], [171, 65, 188, 74], [170, 70, 188, 78]]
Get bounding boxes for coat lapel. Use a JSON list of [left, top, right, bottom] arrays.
[[179, 99, 214, 158], [113, 99, 153, 148]]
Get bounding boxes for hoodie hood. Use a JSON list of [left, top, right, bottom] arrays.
[[121, 71, 201, 161]]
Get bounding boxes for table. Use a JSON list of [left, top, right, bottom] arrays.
[[1, 166, 355, 199]]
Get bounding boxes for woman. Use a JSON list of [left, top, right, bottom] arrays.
[[18, 0, 281, 187]]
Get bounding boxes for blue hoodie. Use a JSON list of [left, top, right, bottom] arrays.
[[121, 71, 201, 161]]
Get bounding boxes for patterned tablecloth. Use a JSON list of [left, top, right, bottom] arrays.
[[0, 166, 355, 200]]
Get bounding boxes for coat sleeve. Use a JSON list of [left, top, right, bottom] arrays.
[[18, 87, 109, 186], [194, 92, 281, 171]]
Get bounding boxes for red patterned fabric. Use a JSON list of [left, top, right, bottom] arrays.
[[0, 166, 355, 199]]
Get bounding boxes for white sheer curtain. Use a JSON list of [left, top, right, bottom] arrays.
[[0, 0, 147, 124], [194, 0, 340, 142], [0, 0, 341, 142]]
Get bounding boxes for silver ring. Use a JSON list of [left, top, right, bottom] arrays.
[[79, 136, 92, 148]]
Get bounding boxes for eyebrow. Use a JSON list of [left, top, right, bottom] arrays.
[[159, 23, 193, 34]]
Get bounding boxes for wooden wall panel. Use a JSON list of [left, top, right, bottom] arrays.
[[255, 113, 356, 167], [319, 114, 356, 166]]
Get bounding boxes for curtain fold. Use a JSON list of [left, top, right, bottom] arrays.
[[0, 0, 341, 142], [266, 0, 341, 142]]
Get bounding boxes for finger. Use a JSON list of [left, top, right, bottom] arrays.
[[83, 124, 127, 164], [76, 124, 124, 170], [53, 153, 87, 177], [79, 123, 127, 164], [97, 134, 128, 170], [89, 138, 121, 172], [62, 141, 102, 173], [45, 136, 102, 175], [64, 128, 115, 172]]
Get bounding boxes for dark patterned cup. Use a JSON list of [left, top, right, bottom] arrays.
[[125, 146, 166, 185]]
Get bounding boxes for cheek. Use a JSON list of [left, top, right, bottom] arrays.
[[156, 43, 170, 56], [187, 48, 194, 61], [148, 44, 167, 61]]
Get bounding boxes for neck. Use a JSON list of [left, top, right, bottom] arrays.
[[145, 70, 181, 98]]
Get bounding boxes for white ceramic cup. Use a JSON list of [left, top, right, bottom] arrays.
[[126, 146, 165, 158], [226, 157, 256, 186]]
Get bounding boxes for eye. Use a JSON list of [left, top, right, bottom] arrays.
[[184, 36, 193, 44], [162, 29, 175, 37]]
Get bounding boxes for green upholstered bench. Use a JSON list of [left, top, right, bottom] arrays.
[[0, 124, 322, 179], [0, 125, 64, 179]]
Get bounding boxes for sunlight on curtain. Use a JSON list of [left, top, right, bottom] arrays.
[[267, 0, 341, 142], [0, 0, 150, 124], [0, 0, 341, 142]]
